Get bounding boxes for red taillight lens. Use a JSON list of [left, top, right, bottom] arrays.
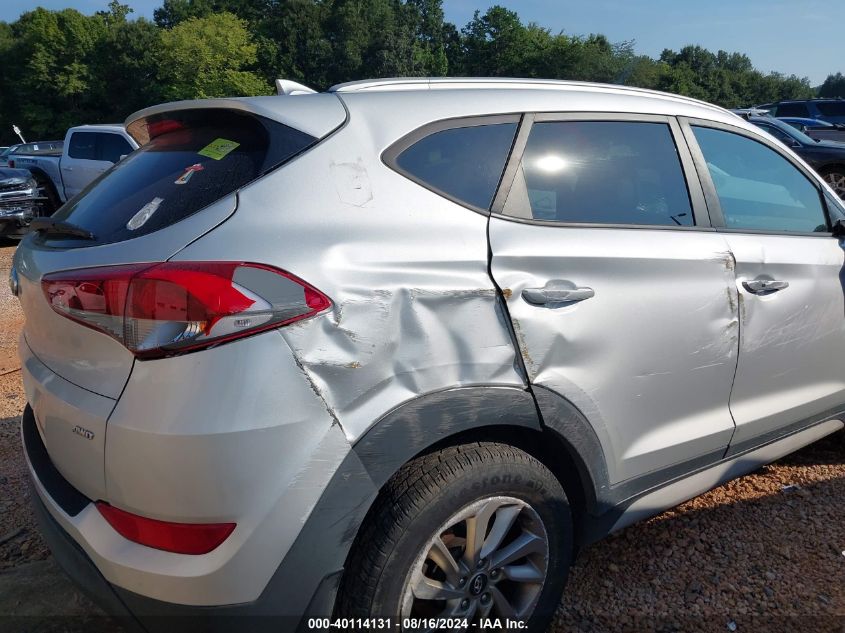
[[96, 502, 235, 555], [42, 262, 330, 359], [7, 159, 14, 168]]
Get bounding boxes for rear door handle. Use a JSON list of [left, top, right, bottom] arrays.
[[742, 279, 789, 294], [522, 285, 595, 305]]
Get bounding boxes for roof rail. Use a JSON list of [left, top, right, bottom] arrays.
[[275, 79, 317, 96], [328, 77, 725, 112]]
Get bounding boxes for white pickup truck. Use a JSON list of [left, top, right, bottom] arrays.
[[9, 124, 138, 212]]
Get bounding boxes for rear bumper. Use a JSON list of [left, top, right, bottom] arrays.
[[23, 404, 377, 631]]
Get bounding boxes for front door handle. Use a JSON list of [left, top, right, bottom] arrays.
[[522, 285, 595, 305], [742, 279, 789, 294]]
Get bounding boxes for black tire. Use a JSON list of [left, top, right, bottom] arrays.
[[337, 442, 573, 632]]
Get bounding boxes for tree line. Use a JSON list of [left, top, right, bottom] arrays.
[[0, 0, 835, 145]]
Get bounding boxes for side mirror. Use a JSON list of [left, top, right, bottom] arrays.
[[832, 218, 845, 237]]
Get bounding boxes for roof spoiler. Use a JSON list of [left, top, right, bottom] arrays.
[[275, 79, 317, 96]]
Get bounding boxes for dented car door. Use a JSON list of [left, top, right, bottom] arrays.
[[687, 121, 845, 454], [488, 114, 740, 485]]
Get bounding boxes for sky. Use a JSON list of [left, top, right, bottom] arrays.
[[0, 0, 839, 86]]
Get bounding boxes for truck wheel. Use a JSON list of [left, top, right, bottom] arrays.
[[337, 442, 573, 631], [822, 167, 845, 200]]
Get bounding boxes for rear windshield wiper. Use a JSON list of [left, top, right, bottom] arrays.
[[30, 218, 95, 240]]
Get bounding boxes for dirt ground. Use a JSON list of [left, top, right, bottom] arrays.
[[0, 242, 843, 632]]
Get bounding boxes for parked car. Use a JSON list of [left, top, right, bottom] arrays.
[[757, 98, 845, 125], [746, 115, 845, 198], [0, 166, 44, 238], [0, 140, 63, 167], [14, 78, 845, 632], [778, 116, 845, 143], [9, 125, 137, 212]]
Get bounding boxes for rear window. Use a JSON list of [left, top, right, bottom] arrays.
[[388, 121, 518, 211], [68, 133, 98, 160], [816, 102, 845, 117], [776, 102, 810, 117], [52, 109, 316, 245], [99, 133, 134, 163]]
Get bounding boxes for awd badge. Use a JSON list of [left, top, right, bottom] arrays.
[[72, 425, 95, 441]]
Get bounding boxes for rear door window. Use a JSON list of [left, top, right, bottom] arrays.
[[502, 120, 694, 226], [68, 133, 97, 160], [816, 102, 845, 117], [98, 133, 134, 163], [51, 109, 316, 245], [387, 121, 518, 211], [776, 102, 811, 117]]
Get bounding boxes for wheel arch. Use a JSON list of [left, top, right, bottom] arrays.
[[252, 385, 610, 623], [26, 166, 61, 212], [350, 385, 608, 550]]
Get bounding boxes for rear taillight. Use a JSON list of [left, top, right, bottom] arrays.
[[42, 262, 330, 359], [7, 159, 14, 168], [96, 502, 235, 555]]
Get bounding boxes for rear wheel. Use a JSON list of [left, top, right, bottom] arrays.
[[337, 442, 573, 631], [822, 167, 845, 200]]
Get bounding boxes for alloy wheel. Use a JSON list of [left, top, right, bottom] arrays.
[[824, 171, 845, 199], [400, 496, 549, 623]]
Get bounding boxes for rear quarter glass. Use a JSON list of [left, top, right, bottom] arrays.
[[49, 109, 316, 246]]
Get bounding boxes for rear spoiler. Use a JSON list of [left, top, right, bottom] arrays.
[[125, 91, 346, 145]]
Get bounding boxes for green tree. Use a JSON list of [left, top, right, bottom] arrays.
[[90, 14, 163, 117], [154, 0, 216, 28], [0, 0, 825, 144], [157, 12, 271, 100], [2, 7, 107, 139], [459, 6, 530, 76], [819, 73, 845, 98]]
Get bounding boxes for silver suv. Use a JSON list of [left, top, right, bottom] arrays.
[[15, 78, 845, 631]]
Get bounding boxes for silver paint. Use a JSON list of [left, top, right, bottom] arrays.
[[16, 81, 845, 609], [489, 223, 740, 483]]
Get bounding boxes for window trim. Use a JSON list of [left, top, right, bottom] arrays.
[[381, 114, 522, 216], [680, 116, 834, 237], [490, 112, 712, 231]]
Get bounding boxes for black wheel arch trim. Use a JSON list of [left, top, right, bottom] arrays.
[[352, 385, 541, 487]]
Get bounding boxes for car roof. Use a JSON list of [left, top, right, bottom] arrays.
[[329, 77, 725, 113], [130, 78, 758, 147], [68, 124, 126, 134], [327, 78, 755, 143]]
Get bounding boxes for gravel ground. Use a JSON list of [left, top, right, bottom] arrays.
[[0, 242, 843, 632]]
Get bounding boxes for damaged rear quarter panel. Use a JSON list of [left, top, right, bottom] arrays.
[[171, 115, 525, 443]]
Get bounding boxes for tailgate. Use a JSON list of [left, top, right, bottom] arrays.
[[15, 194, 237, 398], [14, 96, 345, 499]]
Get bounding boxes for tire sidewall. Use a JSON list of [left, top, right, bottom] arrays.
[[368, 455, 572, 630]]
